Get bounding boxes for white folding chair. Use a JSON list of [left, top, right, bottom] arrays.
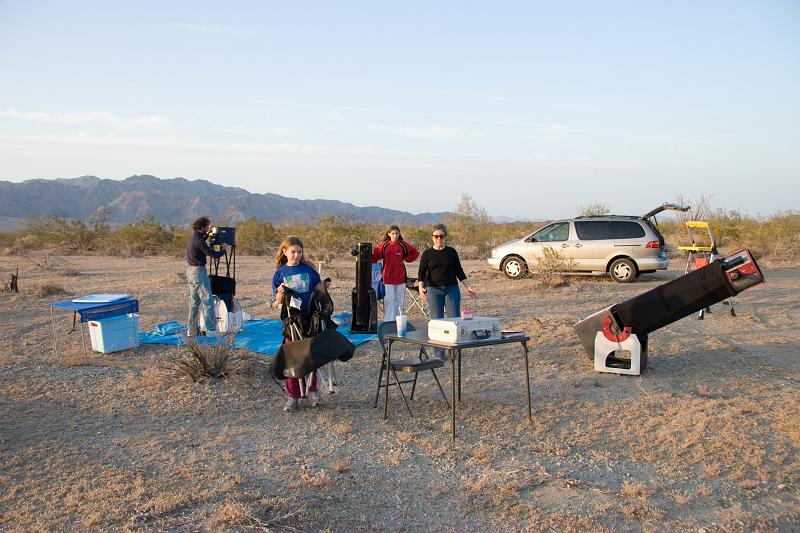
[[404, 277, 429, 318]]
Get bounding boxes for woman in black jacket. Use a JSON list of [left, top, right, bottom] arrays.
[[417, 223, 478, 324]]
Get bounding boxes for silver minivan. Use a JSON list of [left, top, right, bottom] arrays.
[[487, 203, 688, 282]]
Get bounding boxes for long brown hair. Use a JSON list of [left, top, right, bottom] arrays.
[[380, 224, 404, 242], [274, 236, 317, 270]]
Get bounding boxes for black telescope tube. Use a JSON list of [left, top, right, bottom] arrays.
[[611, 259, 737, 335]]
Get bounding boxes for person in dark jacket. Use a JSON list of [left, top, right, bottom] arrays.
[[418, 223, 478, 356], [186, 216, 226, 336]]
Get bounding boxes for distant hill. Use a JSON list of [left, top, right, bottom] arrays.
[[0, 175, 451, 228]]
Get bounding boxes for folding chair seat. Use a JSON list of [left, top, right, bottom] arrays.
[[373, 321, 449, 418], [403, 277, 429, 318]]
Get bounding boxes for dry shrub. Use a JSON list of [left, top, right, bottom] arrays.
[[63, 354, 92, 367], [207, 499, 254, 529], [28, 284, 68, 297], [297, 467, 333, 488], [172, 333, 249, 382], [696, 485, 711, 497], [619, 481, 650, 498], [331, 420, 353, 436], [466, 442, 495, 467], [379, 448, 408, 465], [533, 247, 574, 288], [334, 460, 350, 473]]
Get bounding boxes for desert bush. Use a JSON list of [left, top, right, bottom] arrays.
[[13, 216, 97, 252], [533, 246, 574, 287], [99, 216, 183, 256], [658, 207, 800, 263], [28, 284, 68, 297], [579, 202, 611, 216], [0, 232, 15, 251], [172, 333, 249, 382], [1, 194, 798, 263], [235, 217, 279, 255]]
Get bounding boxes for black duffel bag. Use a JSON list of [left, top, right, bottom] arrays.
[[210, 274, 236, 312]]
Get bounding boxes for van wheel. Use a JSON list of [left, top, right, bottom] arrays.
[[502, 256, 528, 279], [609, 258, 637, 283]]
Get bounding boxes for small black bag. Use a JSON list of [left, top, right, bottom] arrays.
[[210, 274, 236, 311]]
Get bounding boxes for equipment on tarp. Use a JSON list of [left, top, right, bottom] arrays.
[[573, 248, 764, 375], [198, 226, 239, 333], [350, 242, 378, 334], [208, 226, 236, 309], [200, 295, 243, 334], [677, 220, 735, 318]]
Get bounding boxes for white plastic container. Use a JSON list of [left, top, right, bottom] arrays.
[[88, 313, 140, 353], [428, 316, 501, 344]]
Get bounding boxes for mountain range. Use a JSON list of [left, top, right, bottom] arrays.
[[0, 175, 451, 228]]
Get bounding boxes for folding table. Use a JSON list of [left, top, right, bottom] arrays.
[[48, 296, 139, 356], [384, 329, 531, 440]]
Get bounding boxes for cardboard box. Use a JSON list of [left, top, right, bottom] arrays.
[[428, 317, 501, 344], [88, 313, 139, 353]]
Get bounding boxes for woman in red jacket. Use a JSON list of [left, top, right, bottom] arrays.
[[372, 225, 420, 322]]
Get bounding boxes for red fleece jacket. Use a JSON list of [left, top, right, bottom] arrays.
[[371, 240, 420, 284]]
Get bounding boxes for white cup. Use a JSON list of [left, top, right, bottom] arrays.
[[396, 314, 408, 337]]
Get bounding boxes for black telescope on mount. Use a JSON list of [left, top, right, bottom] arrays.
[[350, 242, 378, 334], [574, 248, 765, 375]]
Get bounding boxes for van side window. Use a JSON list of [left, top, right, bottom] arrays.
[[611, 221, 646, 239], [575, 221, 612, 240], [531, 222, 570, 242]]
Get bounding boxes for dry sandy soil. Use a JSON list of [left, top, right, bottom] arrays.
[[1, 255, 798, 532]]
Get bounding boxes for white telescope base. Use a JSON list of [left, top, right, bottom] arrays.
[[594, 332, 645, 376]]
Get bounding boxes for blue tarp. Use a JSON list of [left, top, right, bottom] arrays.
[[138, 313, 376, 356]]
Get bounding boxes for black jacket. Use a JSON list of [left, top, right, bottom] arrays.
[[269, 329, 355, 380]]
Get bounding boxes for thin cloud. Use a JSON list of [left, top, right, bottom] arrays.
[[0, 108, 167, 129], [171, 22, 251, 39], [246, 98, 433, 118]]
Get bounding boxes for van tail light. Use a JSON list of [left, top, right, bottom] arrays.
[[646, 241, 660, 249]]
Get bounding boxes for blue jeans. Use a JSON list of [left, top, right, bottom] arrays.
[[187, 266, 216, 333], [427, 284, 461, 357]]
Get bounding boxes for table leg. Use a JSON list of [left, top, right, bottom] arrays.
[[80, 322, 87, 358], [457, 348, 462, 402], [130, 313, 138, 352], [451, 347, 456, 440], [383, 338, 392, 420], [523, 340, 532, 422]]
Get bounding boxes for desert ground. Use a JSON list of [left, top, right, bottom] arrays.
[[0, 255, 798, 532]]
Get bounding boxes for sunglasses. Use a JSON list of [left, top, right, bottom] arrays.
[[432, 234, 446, 238]]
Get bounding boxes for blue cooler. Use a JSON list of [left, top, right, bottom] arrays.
[[88, 313, 140, 353]]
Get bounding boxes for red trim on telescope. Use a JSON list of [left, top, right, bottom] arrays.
[[601, 315, 631, 342]]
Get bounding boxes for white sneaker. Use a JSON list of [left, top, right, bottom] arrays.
[[284, 397, 299, 412], [311, 391, 323, 407]]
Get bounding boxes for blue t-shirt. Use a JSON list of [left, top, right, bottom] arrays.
[[272, 263, 321, 312]]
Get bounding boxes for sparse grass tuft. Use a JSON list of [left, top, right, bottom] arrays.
[[297, 467, 333, 488], [172, 333, 250, 382], [29, 284, 68, 297]]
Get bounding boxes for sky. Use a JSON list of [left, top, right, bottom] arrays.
[[1, 1, 798, 220]]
